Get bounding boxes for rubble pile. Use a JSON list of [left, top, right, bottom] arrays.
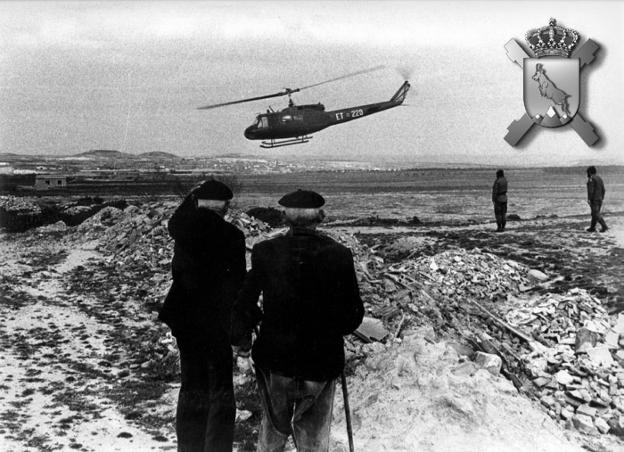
[[0, 195, 44, 231], [68, 202, 274, 313], [502, 289, 624, 436], [332, 328, 587, 452], [349, 245, 530, 332], [0, 195, 42, 214], [412, 248, 529, 301], [337, 240, 624, 439], [31, 201, 622, 440], [61, 204, 102, 226]]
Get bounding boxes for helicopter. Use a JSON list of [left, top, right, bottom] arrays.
[[198, 66, 411, 148]]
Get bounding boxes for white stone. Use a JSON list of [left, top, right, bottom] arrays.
[[584, 320, 606, 335], [525, 356, 548, 377], [587, 346, 615, 368], [528, 269, 549, 282], [474, 351, 502, 376], [555, 370, 574, 386], [595, 417, 610, 434], [614, 314, 624, 335], [605, 331, 620, 349], [236, 409, 252, 422]]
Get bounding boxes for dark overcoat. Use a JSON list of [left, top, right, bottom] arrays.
[[587, 175, 606, 202], [492, 176, 508, 203], [231, 227, 364, 381], [159, 195, 246, 351]]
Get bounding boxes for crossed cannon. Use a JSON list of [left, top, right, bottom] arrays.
[[504, 38, 600, 146]]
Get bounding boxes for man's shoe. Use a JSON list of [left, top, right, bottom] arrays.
[[600, 227, 609, 233], [586, 227, 596, 232]]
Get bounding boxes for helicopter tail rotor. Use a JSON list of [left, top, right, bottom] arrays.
[[395, 64, 414, 81]]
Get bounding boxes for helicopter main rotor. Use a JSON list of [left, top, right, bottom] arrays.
[[197, 65, 385, 110]]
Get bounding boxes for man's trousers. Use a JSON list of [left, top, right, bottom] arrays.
[[589, 200, 608, 230], [255, 366, 336, 452], [494, 201, 507, 230], [176, 338, 235, 452]]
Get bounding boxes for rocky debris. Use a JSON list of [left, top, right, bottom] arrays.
[[333, 328, 586, 452], [0, 195, 129, 232], [335, 229, 624, 440], [0, 195, 45, 231], [61, 204, 102, 226], [246, 207, 284, 228], [77, 206, 127, 232], [500, 290, 624, 436], [36, 220, 68, 232], [348, 244, 531, 344], [0, 195, 42, 214], [4, 198, 622, 445]]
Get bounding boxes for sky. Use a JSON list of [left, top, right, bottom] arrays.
[[0, 1, 623, 166]]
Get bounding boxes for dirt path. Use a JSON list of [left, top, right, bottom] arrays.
[[0, 235, 177, 451]]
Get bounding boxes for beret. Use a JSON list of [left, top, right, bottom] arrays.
[[278, 189, 325, 208], [192, 180, 233, 200]]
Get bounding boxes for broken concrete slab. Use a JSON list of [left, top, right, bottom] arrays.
[[576, 404, 597, 418], [575, 327, 598, 353], [572, 414, 597, 435], [355, 316, 389, 342]]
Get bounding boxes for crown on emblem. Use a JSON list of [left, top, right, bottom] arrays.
[[525, 18, 579, 57]]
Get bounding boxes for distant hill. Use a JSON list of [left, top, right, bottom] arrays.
[[213, 153, 263, 159], [137, 151, 180, 159], [76, 150, 135, 159]]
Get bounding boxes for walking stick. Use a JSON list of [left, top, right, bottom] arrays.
[[340, 371, 355, 452]]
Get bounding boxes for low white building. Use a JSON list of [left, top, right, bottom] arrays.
[[34, 174, 67, 190]]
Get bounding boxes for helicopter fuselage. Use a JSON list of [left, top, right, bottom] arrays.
[[244, 81, 410, 141]]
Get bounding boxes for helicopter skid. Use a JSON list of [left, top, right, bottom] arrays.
[[260, 136, 313, 149]]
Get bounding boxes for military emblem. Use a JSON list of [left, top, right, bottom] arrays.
[[504, 18, 600, 146]]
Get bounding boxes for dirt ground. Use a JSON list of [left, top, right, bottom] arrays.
[[1, 208, 623, 451]]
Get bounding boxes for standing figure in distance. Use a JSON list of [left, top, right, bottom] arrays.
[[492, 169, 508, 232], [231, 189, 364, 452], [158, 180, 246, 452], [586, 166, 608, 232]]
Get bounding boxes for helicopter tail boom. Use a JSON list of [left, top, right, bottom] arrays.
[[325, 81, 411, 127]]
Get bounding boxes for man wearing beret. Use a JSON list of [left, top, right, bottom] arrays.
[[231, 189, 364, 452], [159, 180, 246, 452]]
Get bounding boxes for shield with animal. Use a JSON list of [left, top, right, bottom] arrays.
[[523, 57, 579, 128]]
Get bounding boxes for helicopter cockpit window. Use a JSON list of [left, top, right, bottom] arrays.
[[256, 117, 269, 129]]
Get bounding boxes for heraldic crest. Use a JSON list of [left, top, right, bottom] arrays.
[[504, 18, 600, 146]]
